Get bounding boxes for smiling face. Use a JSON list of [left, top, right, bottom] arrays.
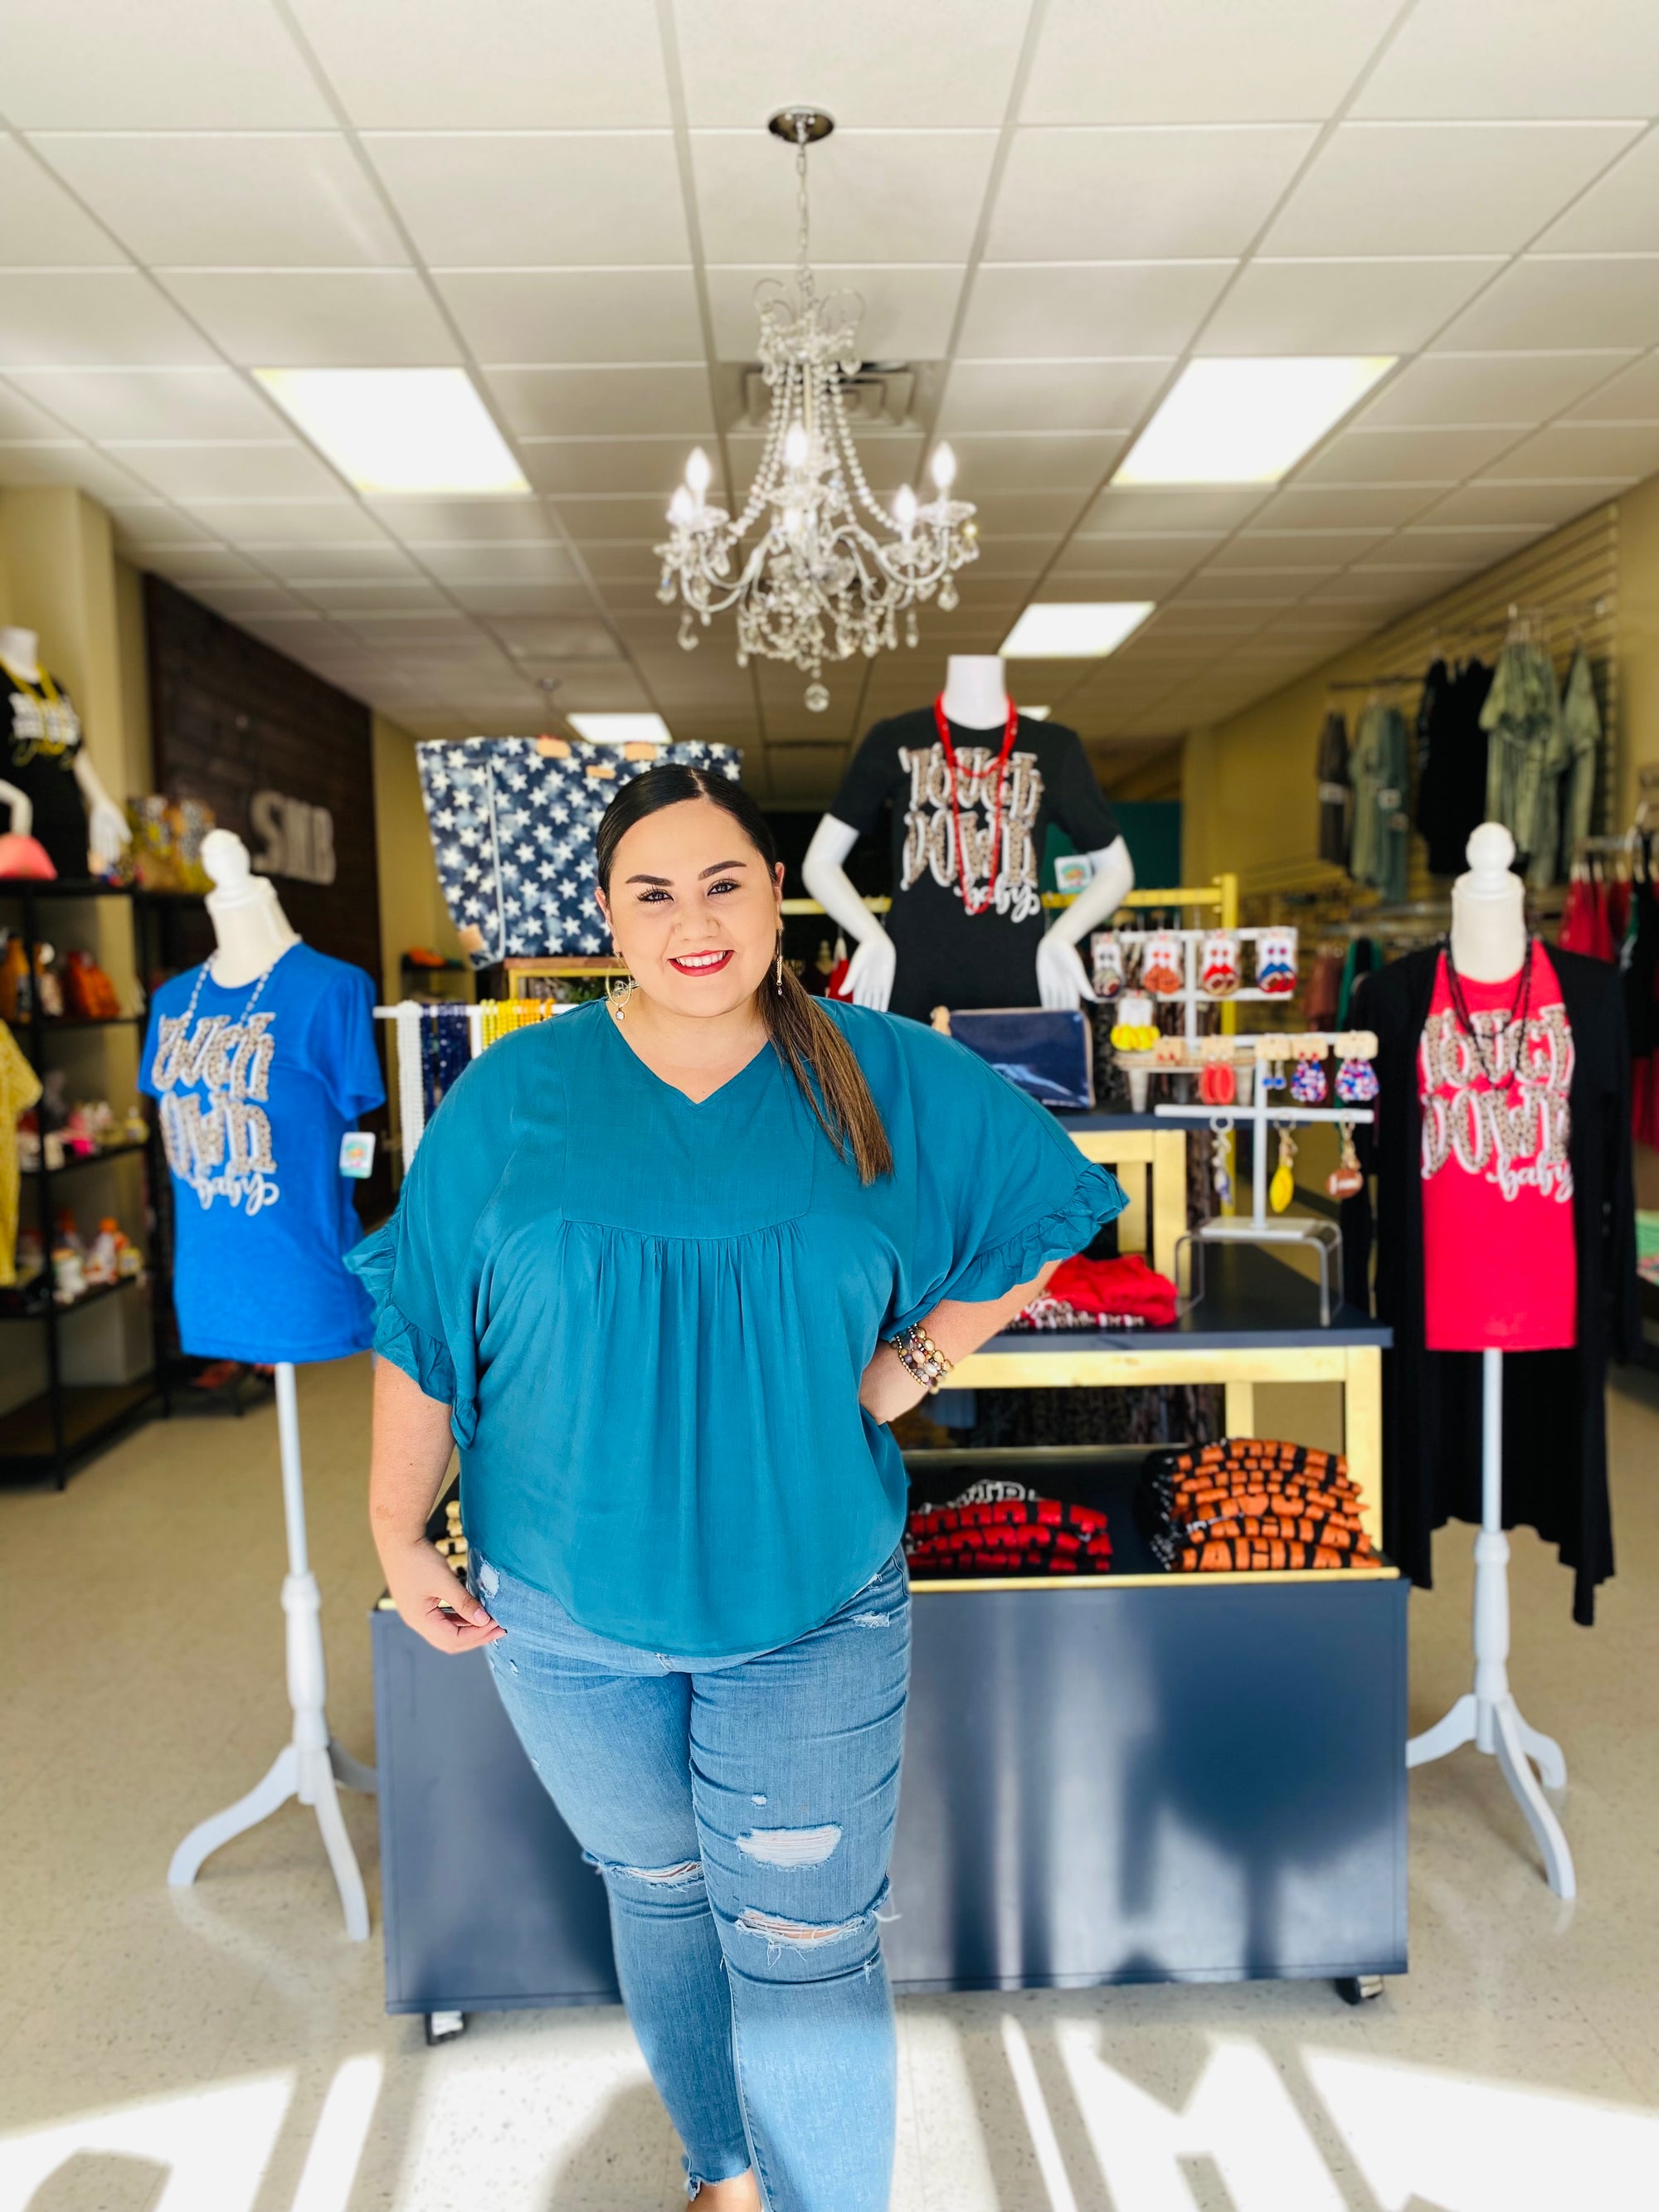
[[596, 796, 785, 1022]]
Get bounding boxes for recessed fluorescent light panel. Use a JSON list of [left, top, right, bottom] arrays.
[[253, 368, 528, 495], [1022, 705, 1052, 720], [1001, 604, 1155, 659], [1113, 357, 1395, 485], [567, 712, 673, 745]]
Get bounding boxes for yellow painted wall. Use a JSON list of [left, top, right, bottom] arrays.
[[1616, 473, 1659, 828], [371, 712, 467, 1009]]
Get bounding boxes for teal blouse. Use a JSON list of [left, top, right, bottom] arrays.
[[348, 999, 1125, 1657]]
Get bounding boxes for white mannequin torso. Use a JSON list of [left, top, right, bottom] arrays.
[[202, 828, 301, 985], [1448, 823, 1528, 981], [938, 654, 1011, 729], [0, 626, 42, 683]]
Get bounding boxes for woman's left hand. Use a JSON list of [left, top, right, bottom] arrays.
[[859, 1340, 930, 1426]]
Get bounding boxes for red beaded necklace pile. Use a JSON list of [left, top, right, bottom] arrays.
[[932, 693, 1020, 917]]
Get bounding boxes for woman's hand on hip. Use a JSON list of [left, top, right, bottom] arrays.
[[384, 1537, 505, 1654], [859, 1340, 929, 1427]]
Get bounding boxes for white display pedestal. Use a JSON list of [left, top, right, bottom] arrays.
[[168, 1363, 377, 1939], [1406, 1348, 1575, 1898]]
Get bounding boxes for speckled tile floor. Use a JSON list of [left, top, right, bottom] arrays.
[[4, 1355, 1657, 2210]]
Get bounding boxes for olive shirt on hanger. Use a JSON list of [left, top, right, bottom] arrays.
[[2, 663, 86, 878], [828, 709, 1120, 1023], [1340, 946, 1637, 1624]]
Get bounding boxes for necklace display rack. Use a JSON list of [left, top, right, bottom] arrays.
[[1152, 1031, 1374, 1328]]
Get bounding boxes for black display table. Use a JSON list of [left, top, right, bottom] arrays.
[[371, 1255, 1404, 2031]]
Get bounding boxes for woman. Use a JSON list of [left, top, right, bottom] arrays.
[[356, 766, 1124, 2212]]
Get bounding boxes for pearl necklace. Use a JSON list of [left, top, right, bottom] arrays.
[[173, 951, 280, 1039]]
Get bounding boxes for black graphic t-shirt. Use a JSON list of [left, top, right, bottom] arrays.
[[3, 664, 86, 878], [830, 708, 1120, 1022]]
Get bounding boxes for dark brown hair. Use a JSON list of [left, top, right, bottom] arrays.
[[595, 764, 893, 1184]]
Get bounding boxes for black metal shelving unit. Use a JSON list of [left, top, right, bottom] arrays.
[[1, 878, 207, 1485]]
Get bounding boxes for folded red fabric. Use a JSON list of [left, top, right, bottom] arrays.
[[1042, 1252, 1178, 1326]]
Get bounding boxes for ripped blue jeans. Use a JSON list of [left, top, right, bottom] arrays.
[[469, 1544, 911, 2212]]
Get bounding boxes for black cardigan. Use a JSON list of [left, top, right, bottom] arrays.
[[1340, 946, 1637, 1625]]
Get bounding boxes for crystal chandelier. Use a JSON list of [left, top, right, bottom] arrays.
[[655, 107, 978, 712]]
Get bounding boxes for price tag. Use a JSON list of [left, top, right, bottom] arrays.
[[339, 1131, 376, 1179]]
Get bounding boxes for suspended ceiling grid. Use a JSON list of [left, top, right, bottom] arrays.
[[3, 0, 1659, 802]]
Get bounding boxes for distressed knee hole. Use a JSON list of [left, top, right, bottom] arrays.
[[851, 1611, 894, 1627], [735, 1823, 841, 1867], [734, 1906, 864, 1947], [584, 1850, 703, 1888]]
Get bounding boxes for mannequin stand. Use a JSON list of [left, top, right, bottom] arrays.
[[168, 1363, 377, 1939], [1406, 1349, 1576, 1898]]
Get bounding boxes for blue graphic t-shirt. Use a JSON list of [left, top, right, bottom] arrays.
[[140, 943, 384, 1364]]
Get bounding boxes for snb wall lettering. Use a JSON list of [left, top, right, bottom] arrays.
[[150, 1013, 280, 1215], [898, 742, 1044, 921]]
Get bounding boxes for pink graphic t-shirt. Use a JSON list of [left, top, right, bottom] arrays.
[[1418, 945, 1577, 1353]]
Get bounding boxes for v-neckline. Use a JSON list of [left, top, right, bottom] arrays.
[[603, 1000, 775, 1109]]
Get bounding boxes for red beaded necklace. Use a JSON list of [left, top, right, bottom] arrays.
[[933, 693, 1020, 917]]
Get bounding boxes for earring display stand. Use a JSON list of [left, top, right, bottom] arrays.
[[1406, 1348, 1575, 1898], [168, 1362, 377, 1940], [1153, 1043, 1374, 1326]]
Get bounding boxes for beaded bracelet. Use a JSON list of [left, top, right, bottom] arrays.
[[888, 1321, 952, 1393]]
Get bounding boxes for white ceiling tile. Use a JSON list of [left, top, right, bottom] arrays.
[[1050, 533, 1218, 576], [437, 270, 701, 363], [372, 498, 558, 543], [2, 365, 288, 440], [0, 442, 84, 487], [1200, 258, 1503, 354], [1434, 257, 1659, 352], [3, 0, 333, 127], [1419, 479, 1618, 528], [1353, 0, 1659, 119], [957, 537, 1054, 579], [958, 263, 1233, 359], [1210, 528, 1387, 569], [176, 498, 388, 544], [1023, 0, 1400, 124], [706, 265, 964, 362], [1481, 421, 1659, 479], [484, 365, 713, 438], [0, 140, 124, 265], [1303, 569, 1447, 605], [289, 578, 452, 613], [143, 546, 258, 581], [1176, 571, 1318, 604], [287, 0, 669, 128], [574, 540, 663, 579], [252, 539, 422, 581], [1369, 525, 1550, 566], [1538, 131, 1659, 253], [553, 496, 685, 540], [537, 665, 649, 711], [692, 130, 997, 265], [0, 381, 74, 440], [446, 581, 599, 616], [967, 491, 1094, 535], [936, 359, 1170, 433], [33, 134, 406, 268], [367, 133, 690, 266], [1357, 351, 1634, 427], [0, 272, 213, 367], [181, 581, 309, 618], [988, 128, 1316, 261], [1262, 124, 1639, 259], [675, 0, 1030, 127], [415, 542, 584, 583], [159, 270, 460, 367], [105, 499, 215, 543], [520, 437, 713, 499], [942, 432, 1125, 492], [487, 614, 624, 660], [1560, 351, 1659, 422], [1255, 484, 1443, 527], [1084, 485, 1270, 532], [107, 440, 342, 500], [1298, 424, 1523, 484], [0, 442, 156, 503]]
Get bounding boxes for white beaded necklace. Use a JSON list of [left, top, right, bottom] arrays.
[[174, 951, 280, 1038]]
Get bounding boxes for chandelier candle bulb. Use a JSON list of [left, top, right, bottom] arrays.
[[685, 446, 713, 501], [784, 422, 810, 469], [930, 443, 957, 491], [894, 484, 918, 537]]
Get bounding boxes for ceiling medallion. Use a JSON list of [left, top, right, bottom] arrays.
[[655, 106, 978, 712]]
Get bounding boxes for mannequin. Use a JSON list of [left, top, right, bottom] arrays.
[[156, 832, 381, 1938], [802, 655, 1136, 1015], [1405, 820, 1574, 1896], [0, 625, 130, 873], [202, 826, 301, 984]]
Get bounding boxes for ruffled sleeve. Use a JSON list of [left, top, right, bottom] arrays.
[[866, 1012, 1127, 1333], [344, 1043, 516, 1447]]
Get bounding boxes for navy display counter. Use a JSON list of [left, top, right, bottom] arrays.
[[372, 1251, 1404, 2031]]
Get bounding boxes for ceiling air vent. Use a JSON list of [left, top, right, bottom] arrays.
[[742, 365, 916, 429]]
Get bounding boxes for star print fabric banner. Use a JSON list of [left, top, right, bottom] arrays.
[[416, 735, 743, 967]]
